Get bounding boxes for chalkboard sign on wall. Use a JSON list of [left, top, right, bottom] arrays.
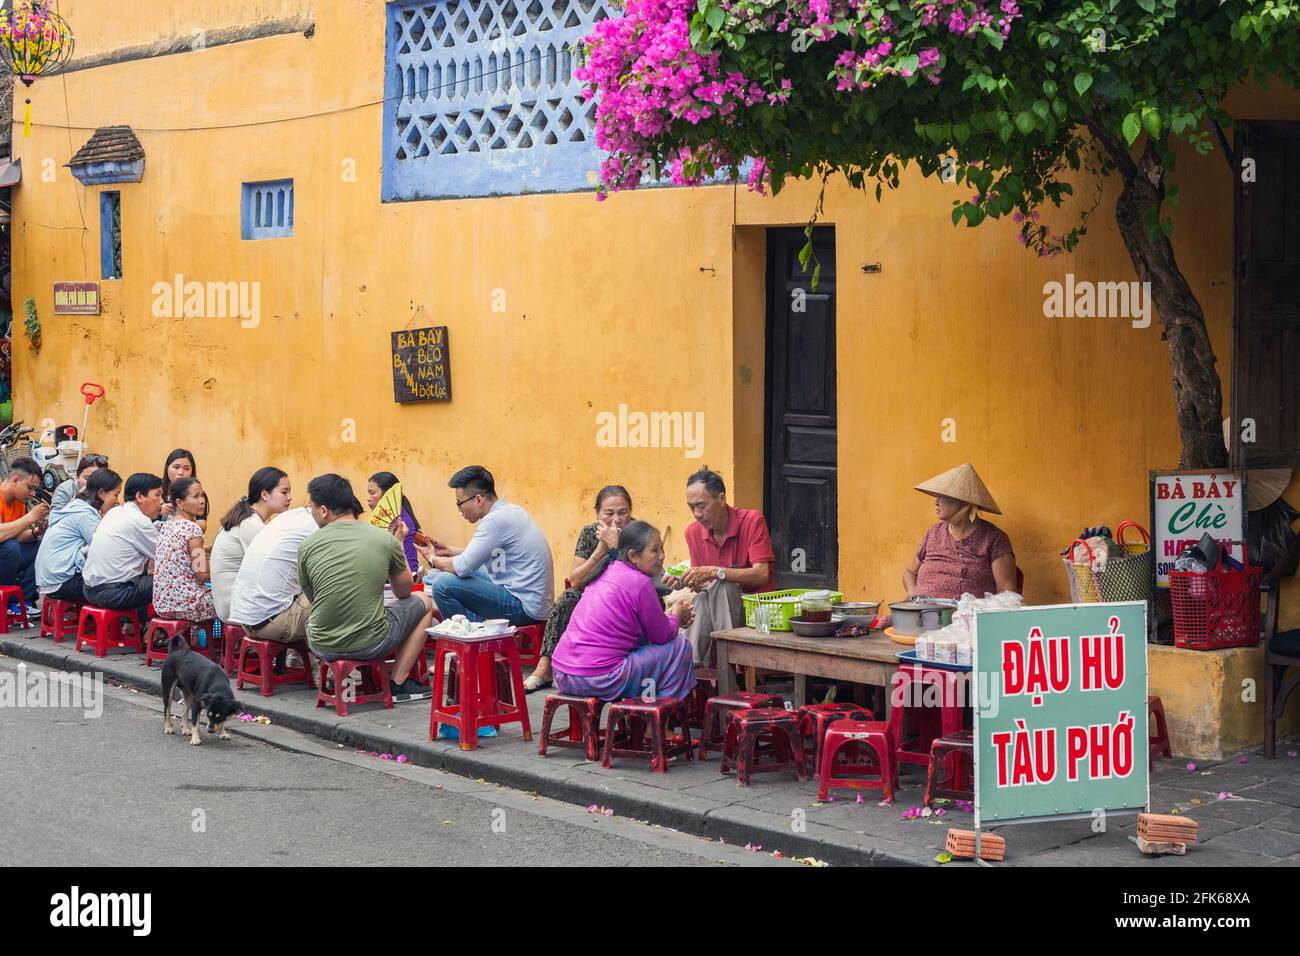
[[392, 326, 451, 403]]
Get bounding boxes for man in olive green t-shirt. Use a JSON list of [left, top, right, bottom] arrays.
[[298, 474, 434, 700]]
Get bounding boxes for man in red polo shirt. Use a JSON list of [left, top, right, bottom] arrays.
[[669, 467, 775, 664]]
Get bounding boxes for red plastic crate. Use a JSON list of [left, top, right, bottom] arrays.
[[1170, 549, 1261, 651]]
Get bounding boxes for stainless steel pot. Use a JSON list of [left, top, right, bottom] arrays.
[[889, 600, 955, 636]]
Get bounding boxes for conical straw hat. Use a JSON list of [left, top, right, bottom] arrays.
[[1247, 468, 1292, 512], [915, 463, 1001, 515]]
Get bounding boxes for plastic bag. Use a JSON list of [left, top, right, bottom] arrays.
[[1248, 498, 1299, 578], [1174, 533, 1220, 573]]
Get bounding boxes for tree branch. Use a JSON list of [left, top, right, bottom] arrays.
[[1195, 90, 1236, 174], [1082, 113, 1137, 183]]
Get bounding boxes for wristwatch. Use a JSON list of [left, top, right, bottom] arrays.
[[715, 567, 727, 583]]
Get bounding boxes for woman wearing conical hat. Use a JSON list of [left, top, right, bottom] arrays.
[[903, 463, 1018, 600]]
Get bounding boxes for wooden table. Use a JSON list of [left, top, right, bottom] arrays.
[[711, 627, 904, 716]]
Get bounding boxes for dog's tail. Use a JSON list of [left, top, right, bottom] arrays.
[[168, 634, 188, 654]]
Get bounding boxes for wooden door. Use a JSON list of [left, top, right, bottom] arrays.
[[765, 227, 838, 589], [1234, 121, 1300, 467]]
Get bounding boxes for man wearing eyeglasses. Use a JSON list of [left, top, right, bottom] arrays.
[[50, 454, 109, 513], [417, 465, 554, 627]]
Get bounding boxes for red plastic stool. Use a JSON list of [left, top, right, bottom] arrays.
[[75, 605, 143, 657], [445, 651, 515, 704], [40, 598, 81, 643], [797, 702, 876, 779], [316, 658, 394, 717], [925, 730, 974, 806], [819, 714, 898, 802], [514, 623, 544, 669], [688, 666, 719, 728], [697, 691, 785, 760], [601, 697, 693, 772], [429, 634, 532, 750], [219, 622, 246, 677], [720, 707, 807, 787], [144, 617, 216, 667], [0, 585, 28, 632], [235, 636, 313, 697], [887, 663, 965, 768], [1149, 695, 1172, 767], [539, 693, 606, 760]]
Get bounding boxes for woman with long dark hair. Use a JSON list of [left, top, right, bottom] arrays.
[[524, 484, 635, 693], [550, 520, 696, 702], [367, 471, 423, 574], [210, 467, 291, 622], [152, 476, 217, 622], [36, 468, 122, 605], [158, 448, 209, 530]]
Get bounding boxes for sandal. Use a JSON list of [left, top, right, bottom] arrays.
[[523, 674, 552, 694]]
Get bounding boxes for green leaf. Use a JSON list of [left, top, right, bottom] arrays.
[[953, 123, 971, 145], [935, 852, 953, 864], [952, 205, 966, 226], [689, 22, 704, 46], [1014, 111, 1037, 135], [797, 241, 812, 270], [1031, 100, 1050, 122], [1042, 79, 1057, 98], [704, 6, 724, 30], [1122, 112, 1142, 146], [1074, 73, 1093, 96], [1141, 107, 1162, 140], [981, 27, 1004, 50], [1137, 0, 1155, 11]]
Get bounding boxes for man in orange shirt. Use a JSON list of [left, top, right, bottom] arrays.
[[0, 457, 49, 620]]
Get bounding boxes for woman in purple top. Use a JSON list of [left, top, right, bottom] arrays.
[[551, 521, 697, 702], [368, 471, 422, 573]]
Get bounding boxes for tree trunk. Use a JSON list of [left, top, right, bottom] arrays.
[[1110, 140, 1229, 469]]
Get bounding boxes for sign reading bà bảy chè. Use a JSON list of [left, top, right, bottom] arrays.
[[53, 282, 100, 315], [392, 326, 450, 403], [1150, 471, 1245, 587], [973, 601, 1149, 827]]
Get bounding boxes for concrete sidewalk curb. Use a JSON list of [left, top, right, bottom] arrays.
[[1, 634, 920, 867]]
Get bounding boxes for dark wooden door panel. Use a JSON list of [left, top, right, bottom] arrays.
[[1234, 122, 1300, 468], [766, 227, 838, 589]]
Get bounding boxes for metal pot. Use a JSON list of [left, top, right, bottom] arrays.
[[889, 600, 955, 636]]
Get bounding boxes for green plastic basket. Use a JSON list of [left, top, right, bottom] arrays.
[[743, 588, 843, 631]]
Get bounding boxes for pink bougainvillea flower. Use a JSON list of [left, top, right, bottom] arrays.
[[396, 754, 408, 764], [1186, 761, 1197, 772], [1238, 756, 1248, 764], [855, 794, 865, 805]]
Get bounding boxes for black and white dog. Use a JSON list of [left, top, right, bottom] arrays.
[[161, 634, 241, 746]]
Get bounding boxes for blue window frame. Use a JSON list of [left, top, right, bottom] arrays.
[[382, 0, 612, 201], [241, 179, 294, 239], [99, 191, 122, 279]]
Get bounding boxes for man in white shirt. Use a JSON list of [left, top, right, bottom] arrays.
[[228, 507, 319, 642], [82, 472, 163, 624]]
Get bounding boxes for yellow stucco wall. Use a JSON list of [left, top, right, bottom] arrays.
[[9, 2, 1299, 644]]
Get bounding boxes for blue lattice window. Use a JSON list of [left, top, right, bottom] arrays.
[[241, 179, 294, 240], [382, 0, 611, 201]]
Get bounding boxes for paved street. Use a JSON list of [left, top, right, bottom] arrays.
[[0, 658, 790, 867]]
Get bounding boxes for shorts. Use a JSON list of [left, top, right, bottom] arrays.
[[309, 595, 428, 662]]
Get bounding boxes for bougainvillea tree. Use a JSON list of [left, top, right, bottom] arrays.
[[578, 0, 1300, 468]]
